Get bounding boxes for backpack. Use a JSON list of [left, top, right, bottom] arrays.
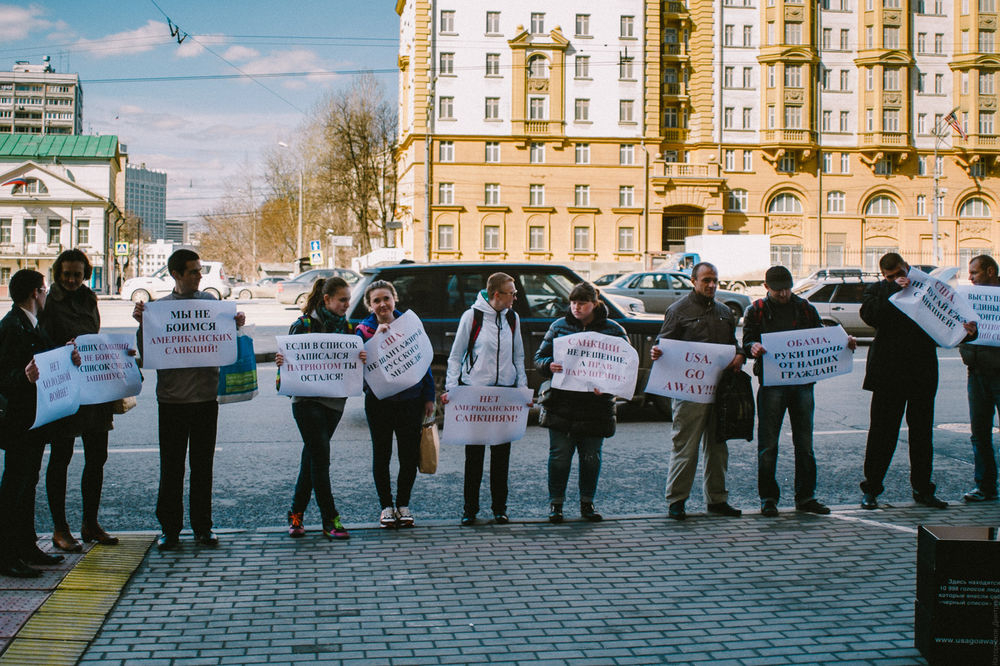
[[715, 369, 755, 441], [464, 307, 517, 370]]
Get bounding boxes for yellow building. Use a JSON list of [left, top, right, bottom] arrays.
[[395, 0, 1000, 278]]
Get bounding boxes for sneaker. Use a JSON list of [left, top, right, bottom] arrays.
[[796, 499, 831, 515], [963, 487, 999, 502], [323, 516, 349, 540], [379, 507, 397, 528], [287, 511, 305, 538], [396, 506, 414, 527], [580, 502, 603, 522], [461, 513, 476, 526], [760, 499, 779, 517], [548, 503, 564, 523]]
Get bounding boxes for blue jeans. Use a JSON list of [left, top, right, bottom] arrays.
[[547, 430, 603, 504], [291, 400, 344, 520], [968, 371, 1000, 495], [756, 384, 816, 504]]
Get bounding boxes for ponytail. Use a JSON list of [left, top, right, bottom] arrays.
[[301, 278, 326, 314]]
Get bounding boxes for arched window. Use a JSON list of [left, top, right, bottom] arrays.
[[959, 197, 991, 218], [767, 192, 803, 213], [11, 178, 47, 195], [527, 55, 548, 79], [865, 195, 898, 216]]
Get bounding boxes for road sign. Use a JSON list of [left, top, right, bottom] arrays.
[[309, 250, 323, 266], [115, 242, 129, 256], [331, 235, 353, 247], [309, 240, 321, 252], [386, 220, 403, 230]]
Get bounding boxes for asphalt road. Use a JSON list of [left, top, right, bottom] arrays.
[[9, 299, 987, 532]]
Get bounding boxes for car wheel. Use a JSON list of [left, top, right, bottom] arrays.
[[204, 288, 221, 299], [130, 289, 150, 303], [727, 281, 747, 294], [648, 394, 673, 421], [239, 289, 253, 300], [295, 293, 308, 307]]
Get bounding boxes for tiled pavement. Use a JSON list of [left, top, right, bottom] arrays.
[[64, 503, 1000, 665]]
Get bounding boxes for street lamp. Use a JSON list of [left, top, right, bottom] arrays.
[[277, 142, 303, 260], [929, 108, 959, 266]]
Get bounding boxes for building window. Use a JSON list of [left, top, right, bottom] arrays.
[[981, 72, 995, 95], [728, 189, 749, 211], [485, 53, 500, 76], [866, 108, 874, 131], [980, 30, 995, 52], [528, 97, 545, 119], [724, 24, 734, 46], [883, 68, 900, 91], [778, 154, 796, 172], [485, 141, 500, 163], [529, 142, 545, 164], [438, 183, 454, 205], [771, 245, 804, 273], [574, 185, 590, 207], [484, 97, 500, 120], [768, 193, 803, 213], [917, 72, 927, 93], [618, 227, 635, 252], [440, 10, 455, 33], [24, 219, 36, 244], [440, 96, 454, 119], [439, 141, 454, 162], [827, 191, 846, 213], [960, 197, 992, 217], [841, 29, 850, 50], [437, 224, 454, 250], [822, 28, 832, 49], [767, 105, 775, 129], [785, 22, 802, 44], [768, 65, 775, 87], [76, 220, 89, 246], [575, 98, 590, 122], [575, 55, 590, 78], [530, 12, 545, 34], [0, 219, 9, 244], [917, 195, 927, 215], [822, 151, 833, 172], [883, 26, 899, 48], [865, 195, 899, 215], [935, 155, 944, 176], [743, 107, 752, 129], [963, 72, 970, 94], [620, 144, 635, 165], [917, 114, 927, 135], [619, 186, 635, 207], [743, 67, 752, 88], [527, 55, 548, 79], [917, 32, 927, 52], [47, 219, 60, 245], [981, 111, 995, 135], [840, 69, 849, 90], [874, 157, 892, 175], [882, 109, 900, 132], [866, 26, 874, 48], [619, 99, 635, 123], [919, 156, 928, 175], [440, 52, 454, 75], [484, 183, 501, 205], [784, 105, 802, 129], [575, 143, 590, 164], [573, 226, 591, 252], [865, 68, 874, 91], [744, 25, 752, 46], [935, 33, 943, 53], [0, 267, 8, 285], [822, 110, 832, 132], [743, 150, 752, 171], [575, 14, 590, 36], [664, 107, 679, 128], [11, 178, 47, 195], [483, 225, 501, 251], [724, 107, 734, 128], [838, 111, 848, 132], [785, 64, 802, 87], [620, 15, 635, 38], [529, 184, 545, 206], [934, 73, 944, 95], [486, 11, 500, 34], [725, 149, 735, 171], [528, 225, 545, 251], [619, 58, 635, 80], [972, 162, 987, 178]]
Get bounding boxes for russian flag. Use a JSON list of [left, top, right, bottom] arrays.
[[2, 178, 27, 188]]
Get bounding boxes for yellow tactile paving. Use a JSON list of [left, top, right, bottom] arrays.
[[17, 612, 107, 640], [0, 638, 89, 665], [40, 590, 119, 616]]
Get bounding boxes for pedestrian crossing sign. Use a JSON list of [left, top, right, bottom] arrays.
[[309, 240, 321, 252], [310, 250, 323, 266], [115, 242, 129, 256]]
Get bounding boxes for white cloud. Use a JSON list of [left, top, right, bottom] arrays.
[[223, 45, 260, 61], [176, 33, 229, 59], [237, 48, 330, 89], [0, 4, 63, 41], [73, 19, 169, 58]]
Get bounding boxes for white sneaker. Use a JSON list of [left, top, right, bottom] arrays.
[[379, 507, 397, 527], [397, 506, 414, 527]]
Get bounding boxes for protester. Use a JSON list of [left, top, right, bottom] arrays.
[[534, 282, 627, 523], [355, 280, 434, 528], [651, 262, 745, 520], [275, 277, 365, 539], [444, 272, 529, 526], [742, 265, 856, 517], [959, 254, 1000, 502], [134, 249, 245, 550], [858, 252, 966, 509], [40, 249, 120, 551], [0, 269, 80, 577]]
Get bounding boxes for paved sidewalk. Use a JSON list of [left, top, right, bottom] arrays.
[[66, 503, 999, 665]]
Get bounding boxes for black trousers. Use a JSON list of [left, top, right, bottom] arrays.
[[47, 429, 110, 528], [861, 390, 936, 497], [0, 433, 45, 565], [365, 394, 422, 509], [464, 443, 511, 516], [156, 401, 219, 536]]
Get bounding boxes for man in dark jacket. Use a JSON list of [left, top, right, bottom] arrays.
[[859, 252, 951, 509], [0, 269, 75, 577], [959, 254, 1000, 502], [743, 266, 856, 517], [651, 262, 745, 520]]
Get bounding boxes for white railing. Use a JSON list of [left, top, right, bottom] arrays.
[[352, 247, 406, 271]]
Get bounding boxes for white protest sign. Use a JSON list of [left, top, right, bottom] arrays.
[[76, 333, 142, 404], [276, 333, 363, 397], [441, 386, 534, 446], [961, 285, 1000, 347], [760, 325, 853, 386], [889, 267, 976, 348], [551, 331, 639, 399], [32, 345, 80, 429], [644, 339, 736, 404], [141, 299, 238, 369], [363, 310, 433, 399]]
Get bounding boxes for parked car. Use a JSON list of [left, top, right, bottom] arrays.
[[592, 272, 628, 286], [230, 276, 283, 300], [792, 267, 881, 289], [120, 261, 231, 302], [275, 268, 362, 306], [793, 277, 878, 337], [348, 263, 672, 419], [601, 271, 752, 319], [929, 266, 971, 288]]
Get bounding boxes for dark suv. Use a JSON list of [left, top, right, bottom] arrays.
[[348, 263, 671, 418]]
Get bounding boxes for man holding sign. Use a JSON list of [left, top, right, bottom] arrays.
[[133, 249, 245, 550], [651, 262, 745, 520], [743, 266, 856, 517]]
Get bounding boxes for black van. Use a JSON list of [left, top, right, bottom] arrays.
[[348, 262, 671, 418]]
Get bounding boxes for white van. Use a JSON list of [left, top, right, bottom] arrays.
[[120, 261, 232, 302]]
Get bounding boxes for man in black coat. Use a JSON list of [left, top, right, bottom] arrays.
[[858, 253, 954, 509]]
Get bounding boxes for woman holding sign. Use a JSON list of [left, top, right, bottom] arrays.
[[39, 249, 120, 551], [276, 277, 363, 540], [534, 283, 627, 523], [356, 280, 435, 528]]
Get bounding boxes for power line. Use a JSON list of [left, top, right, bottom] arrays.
[[83, 68, 397, 83]]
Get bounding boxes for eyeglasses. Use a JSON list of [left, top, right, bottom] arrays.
[[499, 290, 517, 296]]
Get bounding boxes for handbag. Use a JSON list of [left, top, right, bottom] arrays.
[[715, 369, 755, 441], [218, 325, 258, 404], [418, 421, 439, 474]]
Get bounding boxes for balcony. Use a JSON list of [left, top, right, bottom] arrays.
[[663, 82, 688, 98], [662, 43, 689, 60], [513, 119, 564, 137], [957, 133, 1000, 151], [860, 131, 908, 147], [661, 127, 689, 142], [663, 1, 688, 16], [659, 162, 719, 178], [761, 129, 815, 145], [525, 121, 549, 134]]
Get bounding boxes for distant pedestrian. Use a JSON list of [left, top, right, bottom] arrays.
[[276, 277, 365, 540], [134, 249, 245, 550], [534, 283, 627, 523], [41, 249, 123, 552], [651, 262, 745, 520], [355, 280, 435, 528], [742, 265, 856, 517], [858, 253, 967, 509], [444, 272, 529, 526], [959, 254, 1000, 503]]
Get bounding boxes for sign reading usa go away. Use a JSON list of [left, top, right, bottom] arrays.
[[644, 339, 736, 404]]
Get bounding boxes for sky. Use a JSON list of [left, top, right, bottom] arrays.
[[0, 1, 400, 225]]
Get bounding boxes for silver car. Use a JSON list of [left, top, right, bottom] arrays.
[[275, 268, 361, 306], [602, 271, 752, 319], [793, 278, 876, 337]]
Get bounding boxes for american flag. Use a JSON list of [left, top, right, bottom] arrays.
[[945, 111, 968, 139]]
